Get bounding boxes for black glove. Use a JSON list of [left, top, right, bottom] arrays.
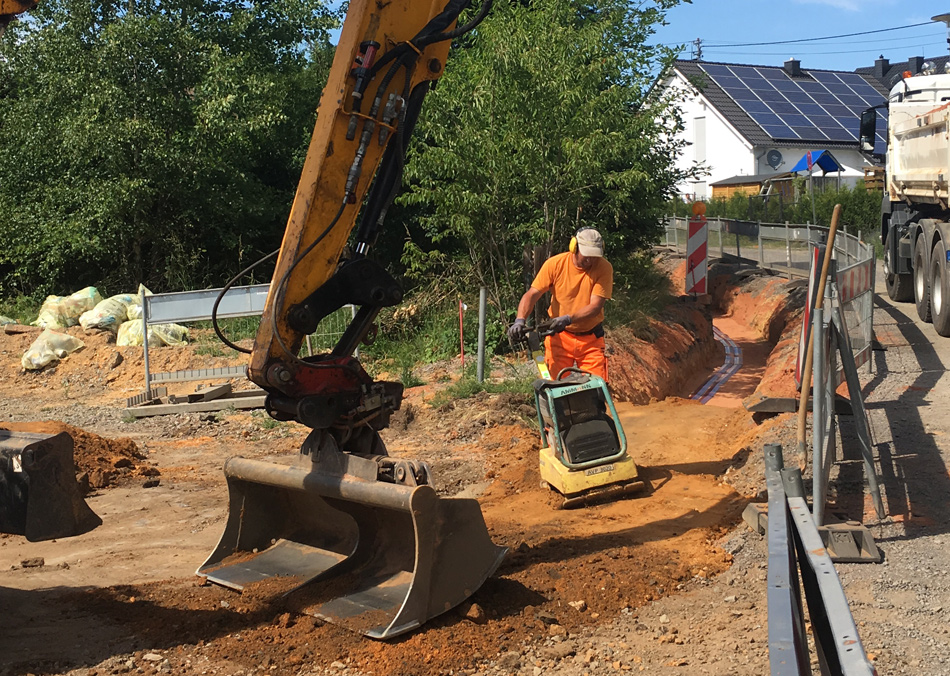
[[508, 318, 526, 343], [549, 315, 572, 333]]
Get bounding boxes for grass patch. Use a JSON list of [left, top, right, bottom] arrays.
[[607, 252, 673, 338], [429, 373, 536, 409], [0, 294, 41, 324], [251, 410, 286, 430]]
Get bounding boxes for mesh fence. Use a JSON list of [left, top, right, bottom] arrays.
[[663, 216, 875, 373]]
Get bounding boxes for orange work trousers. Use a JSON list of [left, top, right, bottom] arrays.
[[544, 330, 608, 381]]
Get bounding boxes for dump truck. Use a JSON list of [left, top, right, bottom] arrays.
[[863, 63, 950, 336]]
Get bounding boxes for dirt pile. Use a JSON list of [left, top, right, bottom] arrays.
[[0, 256, 809, 676], [0, 420, 153, 492], [0, 323, 249, 406], [609, 302, 718, 404]]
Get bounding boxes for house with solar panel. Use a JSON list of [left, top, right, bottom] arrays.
[[658, 58, 890, 201]]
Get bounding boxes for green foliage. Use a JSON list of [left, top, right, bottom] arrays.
[[668, 182, 883, 236], [0, 294, 41, 324], [0, 0, 339, 299], [251, 410, 286, 430], [607, 252, 673, 334], [398, 0, 691, 321]]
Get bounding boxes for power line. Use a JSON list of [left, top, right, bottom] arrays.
[[705, 45, 944, 58], [662, 20, 934, 49]]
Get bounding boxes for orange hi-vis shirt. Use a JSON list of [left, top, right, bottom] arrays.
[[531, 252, 613, 333]]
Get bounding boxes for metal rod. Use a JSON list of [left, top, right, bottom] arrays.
[[812, 303, 825, 526], [476, 287, 487, 383], [142, 287, 151, 395]]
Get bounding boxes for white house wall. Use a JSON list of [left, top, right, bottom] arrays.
[[666, 72, 754, 200]]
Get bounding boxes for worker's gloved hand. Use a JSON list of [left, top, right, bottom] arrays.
[[549, 315, 572, 333], [508, 318, 526, 343]]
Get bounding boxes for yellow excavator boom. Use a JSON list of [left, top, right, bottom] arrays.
[[199, 0, 506, 641]]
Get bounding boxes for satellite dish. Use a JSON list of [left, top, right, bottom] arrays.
[[766, 149, 784, 170]]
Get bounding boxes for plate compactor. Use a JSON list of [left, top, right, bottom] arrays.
[[525, 327, 646, 509]]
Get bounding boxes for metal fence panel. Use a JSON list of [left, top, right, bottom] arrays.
[[662, 217, 875, 376]]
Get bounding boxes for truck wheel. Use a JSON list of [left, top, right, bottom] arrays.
[[915, 236, 932, 322], [931, 242, 950, 336], [884, 230, 913, 302]]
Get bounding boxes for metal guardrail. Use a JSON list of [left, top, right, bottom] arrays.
[[663, 217, 874, 277], [141, 284, 356, 395], [763, 443, 876, 676]]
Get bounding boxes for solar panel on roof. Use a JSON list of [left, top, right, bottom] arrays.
[[761, 124, 798, 138], [793, 126, 826, 139], [758, 89, 787, 102], [780, 113, 811, 127], [837, 94, 865, 107], [697, 63, 887, 147], [796, 103, 825, 116], [742, 100, 771, 114], [749, 111, 783, 126], [770, 101, 798, 114], [702, 64, 733, 76]]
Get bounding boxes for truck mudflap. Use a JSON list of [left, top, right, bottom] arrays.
[[0, 430, 102, 541], [197, 451, 507, 639]]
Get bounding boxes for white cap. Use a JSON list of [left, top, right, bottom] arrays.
[[575, 229, 604, 257]]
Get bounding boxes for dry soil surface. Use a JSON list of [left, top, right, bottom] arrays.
[[0, 263, 914, 676]]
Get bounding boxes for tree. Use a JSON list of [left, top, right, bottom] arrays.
[[0, 0, 338, 298], [397, 0, 692, 315]]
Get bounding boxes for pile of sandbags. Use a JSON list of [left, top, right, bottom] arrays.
[[18, 284, 191, 371], [32, 287, 102, 330], [77, 285, 188, 347]]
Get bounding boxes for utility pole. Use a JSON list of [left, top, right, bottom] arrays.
[[691, 38, 703, 61]]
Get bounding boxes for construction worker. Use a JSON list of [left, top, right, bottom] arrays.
[[509, 228, 613, 380]]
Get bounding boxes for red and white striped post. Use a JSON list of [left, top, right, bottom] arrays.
[[686, 201, 708, 295]]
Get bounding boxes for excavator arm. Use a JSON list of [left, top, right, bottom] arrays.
[[247, 0, 473, 435], [198, 0, 506, 641], [0, 0, 34, 36], [0, 0, 505, 637]]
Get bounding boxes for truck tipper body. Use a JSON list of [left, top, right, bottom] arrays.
[[866, 70, 950, 335]]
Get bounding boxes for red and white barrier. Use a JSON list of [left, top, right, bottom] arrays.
[[686, 204, 708, 295], [838, 258, 874, 305]]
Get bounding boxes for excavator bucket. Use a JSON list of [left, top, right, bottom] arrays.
[[198, 453, 507, 639], [0, 430, 101, 541]]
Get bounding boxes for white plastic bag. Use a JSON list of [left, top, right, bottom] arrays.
[[153, 323, 189, 346], [79, 294, 137, 333], [32, 287, 102, 329], [21, 329, 85, 370], [0, 316, 16, 325], [61, 287, 102, 322], [33, 295, 67, 329], [117, 320, 189, 347]]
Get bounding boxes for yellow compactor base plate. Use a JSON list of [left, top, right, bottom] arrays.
[[538, 445, 647, 509]]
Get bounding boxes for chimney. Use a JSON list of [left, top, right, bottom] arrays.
[[908, 56, 924, 74], [874, 55, 889, 79], [784, 58, 802, 77]]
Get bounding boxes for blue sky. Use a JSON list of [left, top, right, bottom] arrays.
[[652, 1, 950, 72]]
